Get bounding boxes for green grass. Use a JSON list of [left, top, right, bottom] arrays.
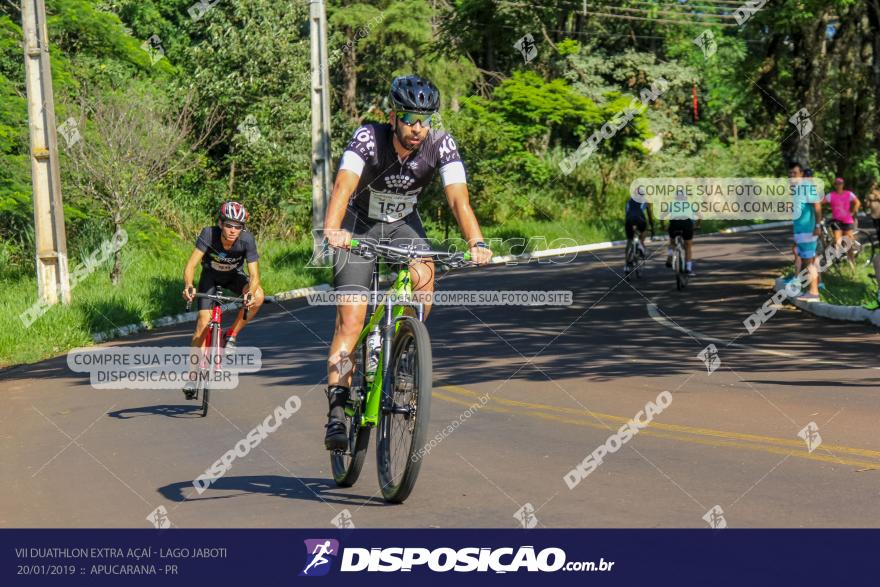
[[2, 228, 328, 368], [818, 259, 876, 307], [781, 249, 877, 307]]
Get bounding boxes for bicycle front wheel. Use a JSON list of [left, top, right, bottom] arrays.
[[331, 343, 371, 487], [200, 326, 221, 417], [673, 252, 684, 290], [377, 316, 432, 503]]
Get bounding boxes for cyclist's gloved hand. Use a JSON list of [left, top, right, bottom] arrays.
[[183, 286, 196, 302], [470, 241, 493, 265], [325, 228, 353, 250]]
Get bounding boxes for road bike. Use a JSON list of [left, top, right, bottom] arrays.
[[671, 233, 689, 291], [185, 290, 273, 417], [330, 239, 472, 503], [817, 218, 876, 269], [624, 229, 647, 280]]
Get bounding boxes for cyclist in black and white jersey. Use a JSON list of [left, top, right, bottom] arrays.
[[321, 75, 493, 450]]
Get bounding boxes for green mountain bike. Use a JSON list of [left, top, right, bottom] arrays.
[[331, 239, 472, 503]]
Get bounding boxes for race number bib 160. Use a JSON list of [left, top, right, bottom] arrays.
[[367, 189, 417, 222]]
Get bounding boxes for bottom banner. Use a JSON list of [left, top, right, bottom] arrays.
[[1, 529, 875, 585]]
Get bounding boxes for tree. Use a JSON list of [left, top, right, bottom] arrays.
[[63, 84, 217, 284]]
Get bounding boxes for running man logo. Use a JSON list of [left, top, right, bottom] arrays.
[[513, 33, 538, 63], [797, 422, 822, 453], [789, 108, 813, 138], [331, 509, 356, 529], [146, 505, 172, 529], [696, 344, 721, 374], [513, 503, 539, 529], [702, 505, 727, 529], [693, 30, 717, 59], [300, 539, 340, 577]]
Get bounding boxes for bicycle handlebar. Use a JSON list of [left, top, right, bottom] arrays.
[[348, 239, 475, 267], [184, 291, 276, 320]]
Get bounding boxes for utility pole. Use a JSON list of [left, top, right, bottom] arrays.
[[310, 0, 332, 261], [22, 0, 70, 304]]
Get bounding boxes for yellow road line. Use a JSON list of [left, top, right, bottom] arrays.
[[434, 386, 880, 469]]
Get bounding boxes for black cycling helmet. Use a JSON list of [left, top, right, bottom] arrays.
[[389, 75, 440, 114]]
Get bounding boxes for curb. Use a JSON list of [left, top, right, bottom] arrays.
[[90, 220, 794, 343], [91, 284, 332, 343], [773, 277, 880, 327], [720, 220, 791, 234]]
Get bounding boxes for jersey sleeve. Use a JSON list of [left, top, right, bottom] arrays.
[[434, 131, 467, 186], [434, 131, 462, 167], [849, 191, 858, 202], [342, 125, 378, 171], [195, 227, 213, 253], [243, 232, 259, 263]]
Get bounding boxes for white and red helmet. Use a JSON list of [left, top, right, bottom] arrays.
[[219, 201, 249, 224]]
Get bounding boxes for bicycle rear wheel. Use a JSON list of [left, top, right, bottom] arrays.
[[331, 343, 372, 487], [624, 241, 635, 281], [377, 316, 432, 503], [673, 249, 684, 290], [635, 245, 645, 279]]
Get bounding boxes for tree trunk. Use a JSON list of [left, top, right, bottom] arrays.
[[833, 7, 859, 175], [111, 219, 123, 285], [555, 8, 567, 42], [574, 12, 584, 37], [868, 0, 880, 151], [341, 30, 358, 118], [785, 12, 833, 166]]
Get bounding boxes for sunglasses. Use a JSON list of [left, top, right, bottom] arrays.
[[222, 222, 244, 230], [396, 111, 435, 127]]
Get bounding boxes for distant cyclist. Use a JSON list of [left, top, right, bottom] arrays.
[[822, 177, 861, 266], [624, 187, 654, 274], [321, 75, 493, 450], [665, 187, 699, 276], [181, 202, 265, 399]]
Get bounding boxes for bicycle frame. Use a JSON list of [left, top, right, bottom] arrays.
[[199, 305, 224, 373], [347, 264, 420, 427]]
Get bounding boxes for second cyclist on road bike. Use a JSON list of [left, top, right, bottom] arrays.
[[321, 75, 493, 451], [181, 202, 265, 399]]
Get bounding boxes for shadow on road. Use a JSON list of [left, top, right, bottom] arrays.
[[158, 474, 388, 508], [108, 404, 204, 419], [5, 228, 879, 394]]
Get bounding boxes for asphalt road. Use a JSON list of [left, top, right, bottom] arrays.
[[3, 225, 879, 528]]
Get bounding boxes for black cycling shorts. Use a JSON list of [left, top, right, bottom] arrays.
[[829, 220, 854, 232], [333, 207, 430, 292], [625, 217, 647, 240], [196, 269, 249, 310], [668, 219, 694, 241]]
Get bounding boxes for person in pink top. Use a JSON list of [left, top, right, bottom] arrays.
[[822, 177, 861, 266]]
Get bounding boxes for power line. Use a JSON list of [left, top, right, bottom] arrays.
[[488, 21, 766, 45], [598, 4, 738, 21], [495, 1, 740, 27]]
